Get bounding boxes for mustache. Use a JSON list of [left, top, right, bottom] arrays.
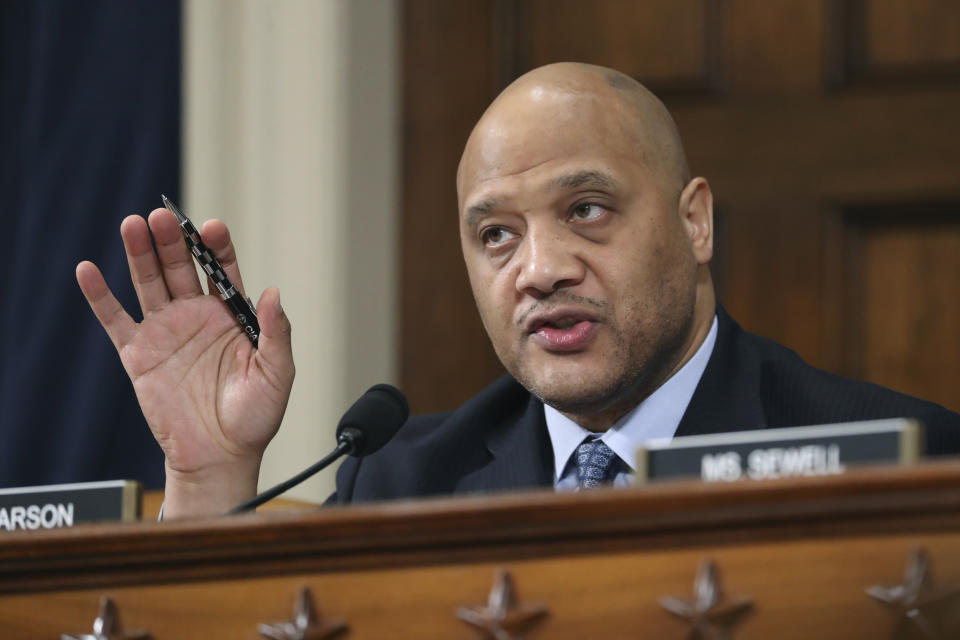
[[516, 291, 608, 328]]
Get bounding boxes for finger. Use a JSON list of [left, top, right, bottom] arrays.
[[76, 261, 137, 349], [254, 287, 294, 387], [120, 214, 170, 314], [200, 219, 246, 298], [148, 208, 204, 299]]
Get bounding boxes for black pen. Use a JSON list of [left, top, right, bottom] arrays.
[[161, 195, 260, 347]]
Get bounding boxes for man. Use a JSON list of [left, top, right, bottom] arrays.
[[77, 63, 959, 516]]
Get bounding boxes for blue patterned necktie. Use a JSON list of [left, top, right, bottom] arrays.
[[575, 437, 620, 489]]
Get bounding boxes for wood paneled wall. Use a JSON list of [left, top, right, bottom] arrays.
[[401, 0, 960, 415]]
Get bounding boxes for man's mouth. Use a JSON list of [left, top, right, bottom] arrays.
[[540, 317, 582, 330], [525, 311, 599, 352]]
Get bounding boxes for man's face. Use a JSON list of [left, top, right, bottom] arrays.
[[458, 84, 703, 421]]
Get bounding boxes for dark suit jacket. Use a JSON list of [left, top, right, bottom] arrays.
[[331, 307, 960, 503]]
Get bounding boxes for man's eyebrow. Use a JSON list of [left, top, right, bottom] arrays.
[[463, 171, 616, 227], [464, 197, 502, 229], [550, 170, 618, 191]]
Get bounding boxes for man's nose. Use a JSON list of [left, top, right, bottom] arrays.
[[514, 229, 586, 297]]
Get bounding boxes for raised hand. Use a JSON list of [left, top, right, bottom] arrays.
[[76, 208, 295, 518]]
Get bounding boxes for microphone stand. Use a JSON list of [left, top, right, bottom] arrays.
[[226, 440, 353, 515]]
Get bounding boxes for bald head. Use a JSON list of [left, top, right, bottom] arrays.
[[457, 62, 690, 203], [456, 62, 716, 430]]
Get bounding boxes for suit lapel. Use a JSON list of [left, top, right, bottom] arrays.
[[454, 393, 555, 495], [675, 306, 767, 437]]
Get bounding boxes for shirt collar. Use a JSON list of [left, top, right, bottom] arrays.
[[544, 315, 719, 481]]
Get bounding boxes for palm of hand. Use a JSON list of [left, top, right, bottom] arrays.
[[77, 209, 295, 516], [122, 295, 286, 476]]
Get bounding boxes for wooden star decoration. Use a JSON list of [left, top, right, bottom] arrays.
[[61, 597, 152, 640], [659, 559, 754, 640], [258, 587, 348, 640], [456, 570, 549, 640], [866, 548, 960, 640]]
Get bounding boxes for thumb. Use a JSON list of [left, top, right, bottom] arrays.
[[254, 286, 294, 382]]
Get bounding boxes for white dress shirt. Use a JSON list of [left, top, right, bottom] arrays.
[[546, 315, 718, 490]]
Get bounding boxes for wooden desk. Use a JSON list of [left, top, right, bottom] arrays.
[[1, 463, 959, 638], [140, 491, 319, 521]]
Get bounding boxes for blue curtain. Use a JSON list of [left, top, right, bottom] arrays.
[[0, 1, 181, 489]]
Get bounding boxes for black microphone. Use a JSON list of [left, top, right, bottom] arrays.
[[227, 384, 408, 514], [336, 384, 409, 456]]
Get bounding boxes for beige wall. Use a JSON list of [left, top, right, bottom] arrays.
[[183, 0, 398, 501]]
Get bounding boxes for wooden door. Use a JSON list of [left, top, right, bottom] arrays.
[[401, 0, 960, 415]]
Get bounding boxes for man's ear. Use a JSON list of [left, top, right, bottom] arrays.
[[678, 177, 714, 265]]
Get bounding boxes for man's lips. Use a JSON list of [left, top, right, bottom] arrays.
[[531, 320, 597, 351], [524, 309, 600, 352]]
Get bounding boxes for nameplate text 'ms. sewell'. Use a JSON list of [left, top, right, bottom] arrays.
[[634, 419, 922, 483]]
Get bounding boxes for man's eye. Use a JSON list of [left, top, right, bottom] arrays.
[[481, 227, 516, 247], [571, 203, 605, 221]]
